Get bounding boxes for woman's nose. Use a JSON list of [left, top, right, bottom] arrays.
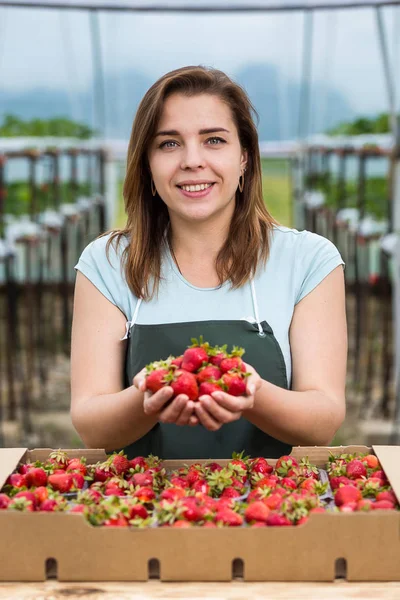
[[180, 143, 206, 170]]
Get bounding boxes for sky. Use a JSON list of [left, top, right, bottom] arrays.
[[0, 5, 399, 117]]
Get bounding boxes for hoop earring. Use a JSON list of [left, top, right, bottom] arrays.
[[151, 179, 157, 197], [238, 172, 245, 193]]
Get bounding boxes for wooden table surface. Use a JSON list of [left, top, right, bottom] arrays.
[[1, 580, 400, 599]]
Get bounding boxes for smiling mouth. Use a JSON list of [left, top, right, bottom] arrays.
[[177, 182, 215, 193]]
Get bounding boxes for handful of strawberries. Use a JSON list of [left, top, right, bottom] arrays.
[[145, 337, 251, 401]]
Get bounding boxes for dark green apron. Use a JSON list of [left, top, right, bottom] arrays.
[[114, 294, 292, 459]]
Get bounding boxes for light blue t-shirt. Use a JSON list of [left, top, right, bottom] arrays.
[[74, 225, 344, 388]]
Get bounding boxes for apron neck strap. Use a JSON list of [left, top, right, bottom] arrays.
[[250, 277, 264, 336]]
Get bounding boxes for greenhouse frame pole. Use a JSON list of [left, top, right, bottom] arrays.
[[375, 6, 400, 439]]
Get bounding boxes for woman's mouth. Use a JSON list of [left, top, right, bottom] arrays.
[[177, 182, 216, 198]]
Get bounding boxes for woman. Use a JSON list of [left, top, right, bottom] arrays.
[[71, 65, 347, 459]]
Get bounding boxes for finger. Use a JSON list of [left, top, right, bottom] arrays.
[[210, 391, 248, 412], [159, 394, 189, 423], [133, 367, 147, 391], [194, 402, 222, 432], [199, 396, 241, 424], [175, 400, 196, 426], [188, 414, 199, 426], [143, 386, 174, 415]]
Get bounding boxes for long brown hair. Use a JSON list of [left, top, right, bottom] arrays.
[[106, 65, 278, 300]]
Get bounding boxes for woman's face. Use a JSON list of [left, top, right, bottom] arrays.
[[147, 93, 247, 225]]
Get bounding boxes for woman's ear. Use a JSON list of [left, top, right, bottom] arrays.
[[240, 149, 248, 172]]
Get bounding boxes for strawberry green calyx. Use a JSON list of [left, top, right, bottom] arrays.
[[229, 345, 245, 358], [208, 344, 228, 357], [189, 335, 210, 351], [207, 468, 235, 496], [49, 449, 69, 466]]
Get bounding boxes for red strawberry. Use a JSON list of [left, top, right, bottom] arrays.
[[206, 462, 223, 473], [281, 477, 297, 490], [171, 355, 183, 368], [346, 459, 367, 480], [263, 493, 284, 510], [146, 368, 169, 393], [66, 458, 87, 476], [275, 455, 299, 475], [14, 491, 37, 509], [0, 494, 11, 509], [193, 480, 210, 495], [266, 513, 292, 526], [6, 473, 27, 488], [340, 502, 357, 512], [209, 352, 227, 367], [128, 503, 149, 520], [172, 520, 191, 528], [109, 452, 130, 476], [134, 487, 156, 503], [372, 500, 395, 510], [330, 475, 353, 490], [168, 370, 199, 401], [215, 508, 243, 526], [71, 472, 85, 490], [220, 356, 245, 373], [161, 487, 186, 501], [129, 472, 154, 488], [40, 499, 61, 512], [48, 473, 73, 493], [94, 466, 110, 483], [362, 454, 379, 469], [170, 476, 190, 488], [221, 372, 247, 397], [18, 463, 31, 475], [221, 487, 241, 499], [47, 450, 69, 470], [199, 381, 222, 396], [357, 499, 373, 511], [197, 365, 222, 384], [245, 501, 270, 523], [9, 497, 35, 512], [374, 470, 388, 484], [334, 485, 362, 507], [250, 457, 273, 476], [104, 516, 129, 527], [376, 490, 397, 504], [182, 338, 209, 372], [129, 456, 149, 471], [69, 504, 86, 514], [34, 487, 49, 504], [25, 467, 48, 488]]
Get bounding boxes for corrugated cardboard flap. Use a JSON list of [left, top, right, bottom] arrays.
[[373, 445, 400, 503], [0, 449, 28, 491]]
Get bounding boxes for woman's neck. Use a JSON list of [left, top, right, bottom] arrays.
[[167, 217, 230, 287]]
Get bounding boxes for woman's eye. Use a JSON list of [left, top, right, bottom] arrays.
[[159, 140, 178, 149], [207, 137, 225, 145], [160, 137, 226, 148]]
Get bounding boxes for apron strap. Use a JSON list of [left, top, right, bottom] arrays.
[[122, 272, 265, 338], [120, 296, 143, 341], [250, 277, 266, 337]]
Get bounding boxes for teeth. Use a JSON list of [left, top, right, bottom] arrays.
[[180, 183, 213, 192]]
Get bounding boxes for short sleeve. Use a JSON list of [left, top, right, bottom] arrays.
[[295, 231, 345, 304], [74, 233, 130, 318]]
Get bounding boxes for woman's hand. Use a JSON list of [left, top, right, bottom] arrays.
[[193, 363, 262, 431], [133, 368, 198, 427]]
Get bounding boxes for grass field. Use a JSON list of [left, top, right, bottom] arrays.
[[115, 158, 292, 229]]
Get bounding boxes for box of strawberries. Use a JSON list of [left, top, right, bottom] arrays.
[[1, 444, 400, 582], [1, 340, 400, 582]]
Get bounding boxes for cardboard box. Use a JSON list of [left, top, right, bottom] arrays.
[[0, 445, 400, 582]]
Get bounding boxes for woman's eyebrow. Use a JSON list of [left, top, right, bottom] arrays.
[[155, 127, 230, 137]]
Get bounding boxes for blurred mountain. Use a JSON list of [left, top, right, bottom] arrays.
[[0, 64, 354, 141]]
